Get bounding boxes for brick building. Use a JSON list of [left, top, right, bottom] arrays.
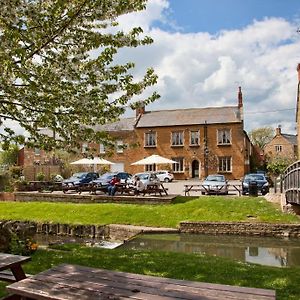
[[264, 126, 297, 161], [95, 87, 251, 180]]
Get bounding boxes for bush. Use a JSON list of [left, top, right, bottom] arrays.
[[9, 233, 38, 255], [36, 172, 46, 181]]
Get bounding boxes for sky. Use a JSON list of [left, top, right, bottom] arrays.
[[116, 0, 300, 134]]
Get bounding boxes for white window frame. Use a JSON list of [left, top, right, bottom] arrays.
[[144, 132, 156, 147], [82, 143, 88, 153], [99, 143, 106, 154], [275, 145, 282, 152], [116, 140, 124, 153], [172, 157, 184, 173], [190, 130, 200, 146], [171, 131, 184, 146], [217, 129, 231, 145], [34, 148, 41, 156], [218, 156, 232, 172]]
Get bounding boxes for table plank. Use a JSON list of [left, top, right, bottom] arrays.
[[7, 264, 275, 300], [0, 253, 31, 271]]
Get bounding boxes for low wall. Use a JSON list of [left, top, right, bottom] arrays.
[[0, 192, 15, 201], [14, 192, 174, 205], [180, 221, 300, 237]]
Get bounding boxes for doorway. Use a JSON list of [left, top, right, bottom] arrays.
[[191, 160, 200, 178]]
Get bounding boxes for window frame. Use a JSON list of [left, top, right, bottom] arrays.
[[144, 131, 157, 147], [190, 130, 200, 146], [171, 131, 184, 147], [218, 156, 232, 173], [275, 145, 282, 153], [171, 157, 184, 173], [116, 140, 124, 153], [217, 129, 232, 145]]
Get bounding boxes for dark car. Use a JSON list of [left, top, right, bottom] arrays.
[[62, 172, 99, 187], [242, 173, 269, 195], [92, 172, 132, 188]]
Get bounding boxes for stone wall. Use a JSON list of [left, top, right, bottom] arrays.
[[180, 221, 300, 237]]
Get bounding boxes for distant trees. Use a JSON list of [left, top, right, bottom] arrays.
[[248, 127, 274, 149]]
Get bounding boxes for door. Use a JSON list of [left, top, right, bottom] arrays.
[[191, 160, 200, 178]]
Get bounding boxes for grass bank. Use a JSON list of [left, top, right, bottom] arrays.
[[0, 196, 298, 227], [1, 244, 299, 300]]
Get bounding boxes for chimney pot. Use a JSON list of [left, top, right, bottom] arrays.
[[276, 126, 282, 136], [297, 63, 300, 82]]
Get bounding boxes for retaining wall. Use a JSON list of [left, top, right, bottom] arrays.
[[180, 221, 300, 237]]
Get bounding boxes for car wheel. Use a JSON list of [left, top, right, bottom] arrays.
[[164, 178, 170, 183]]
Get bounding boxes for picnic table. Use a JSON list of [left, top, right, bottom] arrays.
[[6, 263, 275, 300], [184, 184, 242, 196], [0, 253, 31, 283], [142, 182, 168, 196]]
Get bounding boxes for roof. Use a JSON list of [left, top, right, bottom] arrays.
[[136, 106, 242, 128], [94, 117, 136, 132], [282, 134, 297, 145]]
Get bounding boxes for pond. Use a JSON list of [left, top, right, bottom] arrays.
[[121, 233, 300, 267]]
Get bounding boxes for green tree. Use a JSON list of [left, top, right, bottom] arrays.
[[266, 157, 294, 177], [0, 0, 159, 151], [248, 127, 274, 149], [0, 144, 19, 166]]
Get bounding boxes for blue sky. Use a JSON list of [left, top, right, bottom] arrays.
[[116, 0, 300, 134], [161, 0, 300, 34]]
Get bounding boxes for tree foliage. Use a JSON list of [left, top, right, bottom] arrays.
[[0, 0, 159, 151], [248, 127, 274, 149], [0, 144, 19, 166], [266, 157, 293, 176]]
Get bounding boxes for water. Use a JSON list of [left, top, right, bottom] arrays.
[[121, 233, 300, 267]]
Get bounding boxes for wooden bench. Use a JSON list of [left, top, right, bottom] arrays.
[[6, 263, 276, 300], [0, 253, 31, 283], [184, 184, 242, 196]]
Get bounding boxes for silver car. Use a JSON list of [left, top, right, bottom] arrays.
[[131, 172, 160, 187], [201, 174, 228, 195]]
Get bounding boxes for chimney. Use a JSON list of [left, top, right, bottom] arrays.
[[135, 103, 145, 117], [238, 86, 243, 108], [297, 63, 300, 82], [276, 125, 282, 136]]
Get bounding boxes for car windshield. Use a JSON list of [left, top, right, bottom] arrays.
[[137, 173, 149, 180], [99, 173, 114, 180], [205, 175, 225, 182], [245, 174, 265, 181], [72, 173, 87, 179]]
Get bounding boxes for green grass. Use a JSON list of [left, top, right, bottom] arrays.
[[1, 244, 299, 300], [0, 196, 298, 227]]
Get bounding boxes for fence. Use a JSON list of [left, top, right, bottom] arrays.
[[283, 160, 300, 205], [23, 165, 62, 181]]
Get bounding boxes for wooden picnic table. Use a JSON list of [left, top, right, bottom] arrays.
[[143, 182, 168, 196], [184, 184, 242, 196], [6, 263, 275, 300], [0, 253, 31, 283]]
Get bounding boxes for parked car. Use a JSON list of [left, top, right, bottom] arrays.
[[201, 174, 228, 195], [130, 172, 160, 188], [62, 172, 99, 187], [155, 170, 174, 182], [241, 173, 269, 195], [92, 172, 132, 188]]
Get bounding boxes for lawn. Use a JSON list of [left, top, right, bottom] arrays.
[[1, 244, 299, 300], [0, 196, 298, 227]]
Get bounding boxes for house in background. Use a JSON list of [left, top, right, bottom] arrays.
[[264, 125, 297, 161]]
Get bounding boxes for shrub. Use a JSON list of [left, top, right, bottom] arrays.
[[9, 233, 38, 256], [36, 172, 46, 181]]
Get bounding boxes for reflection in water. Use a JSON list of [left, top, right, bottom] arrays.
[[121, 233, 300, 267]]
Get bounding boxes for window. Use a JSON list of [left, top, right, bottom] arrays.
[[190, 131, 200, 146], [217, 129, 231, 145], [172, 157, 184, 173], [171, 131, 184, 146], [116, 140, 124, 153], [34, 148, 40, 156], [218, 156, 232, 172], [145, 164, 156, 171], [145, 132, 156, 147], [82, 143, 88, 153], [99, 143, 106, 154], [275, 145, 282, 152]]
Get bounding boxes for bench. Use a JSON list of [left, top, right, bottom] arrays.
[[184, 184, 242, 196], [6, 263, 276, 300]]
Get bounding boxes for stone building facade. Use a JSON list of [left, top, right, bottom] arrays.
[[264, 126, 297, 161]]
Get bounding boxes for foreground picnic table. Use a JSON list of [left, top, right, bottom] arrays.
[[6, 263, 275, 299], [0, 253, 31, 283]]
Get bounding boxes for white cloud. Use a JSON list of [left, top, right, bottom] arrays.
[[117, 2, 300, 134]]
